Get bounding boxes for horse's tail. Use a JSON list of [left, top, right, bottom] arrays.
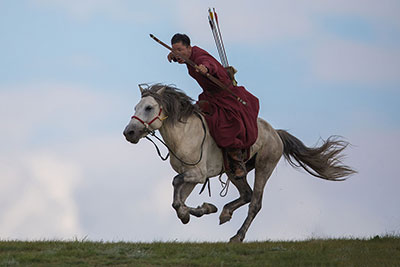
[[276, 130, 356, 181]]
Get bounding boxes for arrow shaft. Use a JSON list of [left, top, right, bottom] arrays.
[[213, 9, 229, 66]]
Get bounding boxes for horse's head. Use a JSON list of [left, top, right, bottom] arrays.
[[123, 85, 167, 144]]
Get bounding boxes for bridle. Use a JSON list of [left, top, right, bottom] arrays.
[[131, 107, 168, 132]]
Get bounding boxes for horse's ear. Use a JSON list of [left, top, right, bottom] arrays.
[[138, 84, 144, 95], [156, 86, 166, 95]]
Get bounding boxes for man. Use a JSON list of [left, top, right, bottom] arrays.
[[167, 33, 259, 179]]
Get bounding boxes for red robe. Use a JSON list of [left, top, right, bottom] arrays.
[[187, 46, 259, 149]]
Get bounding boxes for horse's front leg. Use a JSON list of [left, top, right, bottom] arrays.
[[172, 173, 193, 224], [172, 171, 217, 224]]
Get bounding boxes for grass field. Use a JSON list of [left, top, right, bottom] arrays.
[[0, 236, 399, 266]]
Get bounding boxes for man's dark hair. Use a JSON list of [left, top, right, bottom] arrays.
[[171, 33, 191, 47]]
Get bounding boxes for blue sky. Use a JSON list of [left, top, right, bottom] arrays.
[[0, 0, 399, 241]]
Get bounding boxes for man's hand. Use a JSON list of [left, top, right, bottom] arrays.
[[167, 52, 177, 63], [196, 64, 208, 75]]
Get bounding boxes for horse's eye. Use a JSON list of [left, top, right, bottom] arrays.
[[145, 106, 153, 112]]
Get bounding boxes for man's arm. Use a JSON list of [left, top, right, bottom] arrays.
[[197, 56, 220, 76]]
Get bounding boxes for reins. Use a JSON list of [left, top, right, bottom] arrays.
[[144, 112, 207, 166], [199, 173, 230, 198]]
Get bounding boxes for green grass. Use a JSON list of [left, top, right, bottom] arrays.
[[0, 236, 399, 266]]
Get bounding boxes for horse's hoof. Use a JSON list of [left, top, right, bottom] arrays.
[[202, 203, 217, 214], [219, 212, 232, 225], [177, 206, 190, 224], [229, 234, 243, 243], [180, 214, 190, 224]]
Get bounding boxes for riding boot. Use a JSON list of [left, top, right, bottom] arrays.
[[226, 148, 247, 179]]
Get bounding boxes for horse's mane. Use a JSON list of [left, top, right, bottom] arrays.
[[141, 84, 200, 125]]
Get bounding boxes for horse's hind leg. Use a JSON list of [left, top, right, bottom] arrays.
[[219, 154, 256, 224], [219, 175, 253, 225], [229, 156, 279, 243]]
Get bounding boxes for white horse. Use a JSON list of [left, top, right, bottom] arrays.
[[123, 84, 355, 242]]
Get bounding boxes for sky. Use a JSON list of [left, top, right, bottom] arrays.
[[0, 0, 399, 242]]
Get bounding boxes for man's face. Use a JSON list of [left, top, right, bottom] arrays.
[[171, 42, 192, 64]]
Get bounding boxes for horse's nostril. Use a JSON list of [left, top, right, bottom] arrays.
[[123, 129, 135, 137]]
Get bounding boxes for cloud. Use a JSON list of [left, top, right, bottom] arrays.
[[0, 152, 84, 240], [174, 0, 314, 44], [29, 0, 171, 22], [28, 0, 400, 44], [0, 82, 130, 240], [30, 0, 130, 21], [0, 83, 124, 147], [174, 0, 399, 44], [307, 0, 400, 28], [310, 38, 400, 84]]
